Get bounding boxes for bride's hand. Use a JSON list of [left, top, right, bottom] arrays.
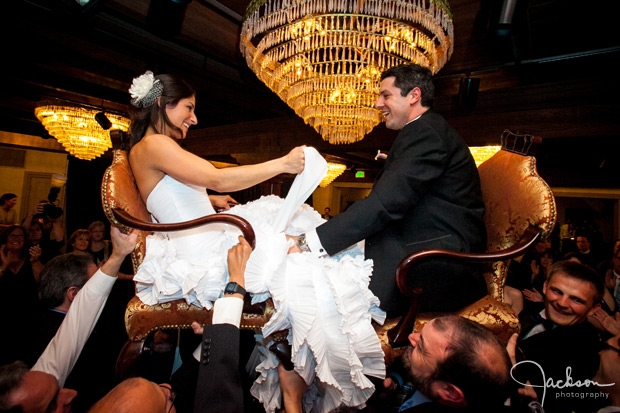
[[282, 146, 306, 174]]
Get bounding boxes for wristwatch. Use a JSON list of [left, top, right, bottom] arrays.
[[224, 282, 246, 297], [297, 233, 311, 252]]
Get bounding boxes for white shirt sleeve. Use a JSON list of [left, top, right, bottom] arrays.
[[192, 296, 244, 361], [307, 229, 328, 256], [32, 269, 117, 386]]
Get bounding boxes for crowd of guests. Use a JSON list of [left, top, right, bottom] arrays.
[[1, 193, 619, 413]]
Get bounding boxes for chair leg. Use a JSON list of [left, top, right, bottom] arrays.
[[268, 330, 294, 370], [387, 287, 423, 347], [115, 340, 147, 380]]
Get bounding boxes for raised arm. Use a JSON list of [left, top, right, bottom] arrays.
[[130, 134, 305, 199]]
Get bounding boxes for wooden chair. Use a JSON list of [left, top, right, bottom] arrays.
[[379, 130, 557, 356], [101, 148, 275, 378]]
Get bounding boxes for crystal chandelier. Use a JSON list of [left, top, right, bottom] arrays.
[[35, 104, 130, 160], [240, 0, 454, 144], [319, 162, 347, 187]]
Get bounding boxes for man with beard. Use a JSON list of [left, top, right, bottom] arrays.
[[394, 315, 511, 412]]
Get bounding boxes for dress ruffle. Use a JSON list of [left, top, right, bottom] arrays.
[[135, 191, 386, 412]]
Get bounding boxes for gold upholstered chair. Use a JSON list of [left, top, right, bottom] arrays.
[[101, 147, 275, 378], [378, 130, 557, 359]]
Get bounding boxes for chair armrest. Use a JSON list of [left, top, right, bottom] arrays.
[[112, 207, 256, 249], [387, 225, 542, 347], [395, 225, 542, 296]]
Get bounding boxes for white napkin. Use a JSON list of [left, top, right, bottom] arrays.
[[271, 147, 327, 233]]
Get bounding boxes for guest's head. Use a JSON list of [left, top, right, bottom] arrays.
[[537, 248, 558, 273], [0, 361, 77, 412], [28, 221, 44, 244], [534, 238, 552, 254], [402, 315, 511, 410], [1, 225, 28, 259], [38, 254, 96, 310], [543, 260, 603, 326], [88, 377, 176, 413], [68, 229, 90, 254], [613, 238, 620, 258], [0, 193, 17, 209], [129, 72, 196, 147], [575, 232, 592, 253], [88, 221, 106, 243]]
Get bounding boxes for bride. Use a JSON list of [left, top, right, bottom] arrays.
[[127, 71, 386, 412]]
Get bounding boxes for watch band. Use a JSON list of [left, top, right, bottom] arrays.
[[224, 282, 246, 297], [297, 233, 311, 252]]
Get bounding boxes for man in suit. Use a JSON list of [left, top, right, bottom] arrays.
[[289, 63, 487, 316], [514, 260, 604, 413], [393, 315, 511, 412]]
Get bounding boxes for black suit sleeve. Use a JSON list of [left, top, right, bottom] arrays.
[[316, 116, 450, 255], [193, 324, 243, 412]]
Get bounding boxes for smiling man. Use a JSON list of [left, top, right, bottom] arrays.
[[516, 260, 604, 412], [289, 63, 487, 316]]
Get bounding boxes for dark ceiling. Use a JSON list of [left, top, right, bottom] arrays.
[[1, 0, 619, 187]]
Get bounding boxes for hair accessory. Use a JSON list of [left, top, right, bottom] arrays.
[[129, 71, 163, 108]]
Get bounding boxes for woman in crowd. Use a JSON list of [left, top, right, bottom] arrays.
[[0, 225, 43, 364], [68, 229, 91, 256], [26, 220, 61, 264], [127, 71, 385, 412], [88, 221, 110, 265]]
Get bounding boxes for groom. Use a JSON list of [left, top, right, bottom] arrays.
[[289, 64, 487, 317]]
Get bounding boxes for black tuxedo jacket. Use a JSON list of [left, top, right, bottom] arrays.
[[316, 110, 486, 314], [516, 322, 601, 413], [192, 324, 243, 412]]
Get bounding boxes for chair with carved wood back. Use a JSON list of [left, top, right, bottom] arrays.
[[101, 147, 275, 378], [376, 130, 557, 360]]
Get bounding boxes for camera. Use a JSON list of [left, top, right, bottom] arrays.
[[33, 174, 66, 222]]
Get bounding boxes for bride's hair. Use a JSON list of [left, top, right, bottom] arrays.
[[128, 74, 196, 149]]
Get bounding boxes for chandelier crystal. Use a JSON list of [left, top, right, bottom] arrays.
[[319, 162, 347, 187], [240, 0, 454, 144], [35, 104, 130, 160]]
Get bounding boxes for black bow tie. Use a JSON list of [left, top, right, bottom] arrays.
[[535, 312, 556, 331]]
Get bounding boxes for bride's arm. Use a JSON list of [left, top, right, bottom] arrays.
[[137, 134, 305, 192]]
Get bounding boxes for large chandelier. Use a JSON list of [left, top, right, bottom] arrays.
[[35, 104, 130, 160], [240, 0, 454, 144]]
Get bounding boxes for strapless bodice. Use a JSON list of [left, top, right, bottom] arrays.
[[146, 175, 216, 223]]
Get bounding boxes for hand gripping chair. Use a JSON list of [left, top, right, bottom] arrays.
[[101, 149, 275, 378], [378, 130, 557, 359]]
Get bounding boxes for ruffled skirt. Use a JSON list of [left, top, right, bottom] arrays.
[[134, 195, 386, 411]]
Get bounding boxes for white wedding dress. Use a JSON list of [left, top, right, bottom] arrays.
[[134, 148, 386, 412]]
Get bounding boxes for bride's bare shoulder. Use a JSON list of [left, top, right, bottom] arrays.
[[131, 134, 177, 158]]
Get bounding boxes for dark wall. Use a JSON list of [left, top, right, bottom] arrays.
[[65, 156, 110, 238]]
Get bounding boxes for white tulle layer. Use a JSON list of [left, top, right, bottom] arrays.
[[134, 195, 386, 411]]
